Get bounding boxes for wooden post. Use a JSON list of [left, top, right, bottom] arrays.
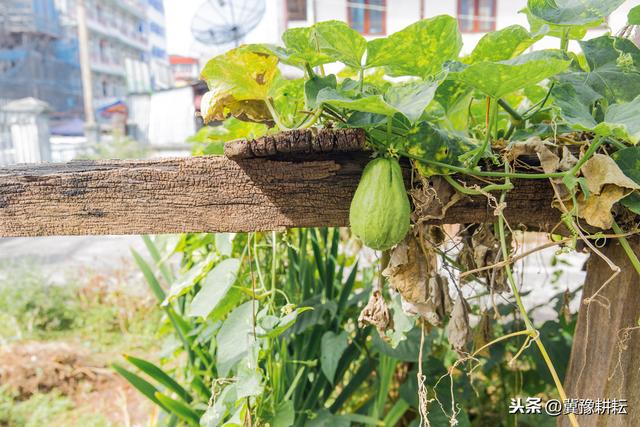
[[561, 239, 640, 426]]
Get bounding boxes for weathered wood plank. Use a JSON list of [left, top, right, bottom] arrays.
[[0, 152, 563, 237], [561, 239, 640, 427]]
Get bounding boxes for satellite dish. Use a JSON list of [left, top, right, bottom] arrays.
[[191, 0, 266, 47]]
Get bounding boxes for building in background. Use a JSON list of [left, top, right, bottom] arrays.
[[0, 0, 82, 114], [1, 0, 171, 118], [169, 55, 200, 86]]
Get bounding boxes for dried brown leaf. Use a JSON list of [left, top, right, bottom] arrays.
[[446, 295, 471, 352], [505, 137, 560, 174]]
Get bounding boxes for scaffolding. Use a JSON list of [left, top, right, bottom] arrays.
[[0, 0, 82, 114]]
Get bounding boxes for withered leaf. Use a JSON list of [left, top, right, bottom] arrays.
[[560, 154, 640, 229], [505, 137, 560, 174], [446, 295, 471, 352], [411, 176, 463, 222], [358, 290, 392, 337]]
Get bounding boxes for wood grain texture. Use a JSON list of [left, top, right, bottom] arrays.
[[0, 152, 564, 237], [561, 239, 640, 427]]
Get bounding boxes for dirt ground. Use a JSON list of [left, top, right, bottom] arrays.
[[0, 341, 152, 426]]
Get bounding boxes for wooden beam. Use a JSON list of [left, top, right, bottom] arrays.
[[561, 239, 640, 427], [0, 152, 562, 237]]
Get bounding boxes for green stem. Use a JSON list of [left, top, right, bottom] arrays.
[[265, 98, 291, 131], [560, 28, 570, 52], [612, 220, 640, 276], [496, 164, 578, 427], [523, 82, 554, 120], [567, 137, 604, 178], [443, 174, 513, 195], [359, 67, 365, 94], [471, 97, 497, 166], [498, 98, 524, 122], [396, 148, 564, 179]]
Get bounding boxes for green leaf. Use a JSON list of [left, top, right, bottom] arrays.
[[123, 355, 192, 403], [611, 147, 640, 214], [270, 76, 306, 127], [200, 48, 279, 123], [155, 392, 201, 426], [595, 95, 640, 143], [112, 363, 166, 411], [305, 74, 337, 110], [258, 307, 313, 339], [551, 82, 599, 129], [189, 118, 269, 156], [131, 249, 165, 302], [235, 363, 264, 398], [187, 258, 241, 319], [215, 233, 234, 257], [320, 330, 348, 383], [271, 400, 295, 427], [366, 15, 462, 78], [405, 122, 472, 176], [465, 25, 545, 63], [142, 235, 173, 284], [317, 78, 440, 123], [559, 36, 640, 104], [283, 27, 332, 67], [629, 5, 640, 24], [449, 50, 571, 99], [311, 20, 366, 68], [216, 301, 255, 377], [521, 7, 595, 40], [384, 79, 441, 122], [527, 0, 625, 26], [317, 88, 398, 117], [165, 259, 211, 303]]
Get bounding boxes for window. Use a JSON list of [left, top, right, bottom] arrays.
[[287, 0, 306, 21], [348, 0, 386, 36], [458, 0, 496, 32]]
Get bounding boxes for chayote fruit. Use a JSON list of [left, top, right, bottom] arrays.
[[349, 157, 411, 250]]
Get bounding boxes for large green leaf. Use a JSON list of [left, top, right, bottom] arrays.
[[320, 330, 348, 384], [366, 15, 462, 77], [629, 5, 640, 24], [559, 36, 640, 104], [551, 82, 599, 129], [317, 78, 440, 123], [404, 122, 472, 176], [216, 301, 255, 377], [449, 50, 570, 99], [282, 27, 332, 67], [521, 7, 596, 39], [595, 95, 640, 143], [200, 48, 279, 123], [384, 79, 441, 122], [187, 258, 240, 319], [465, 25, 544, 63], [311, 20, 367, 68], [528, 0, 625, 26]]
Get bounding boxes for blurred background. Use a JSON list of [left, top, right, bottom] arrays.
[[0, 1, 636, 425]]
